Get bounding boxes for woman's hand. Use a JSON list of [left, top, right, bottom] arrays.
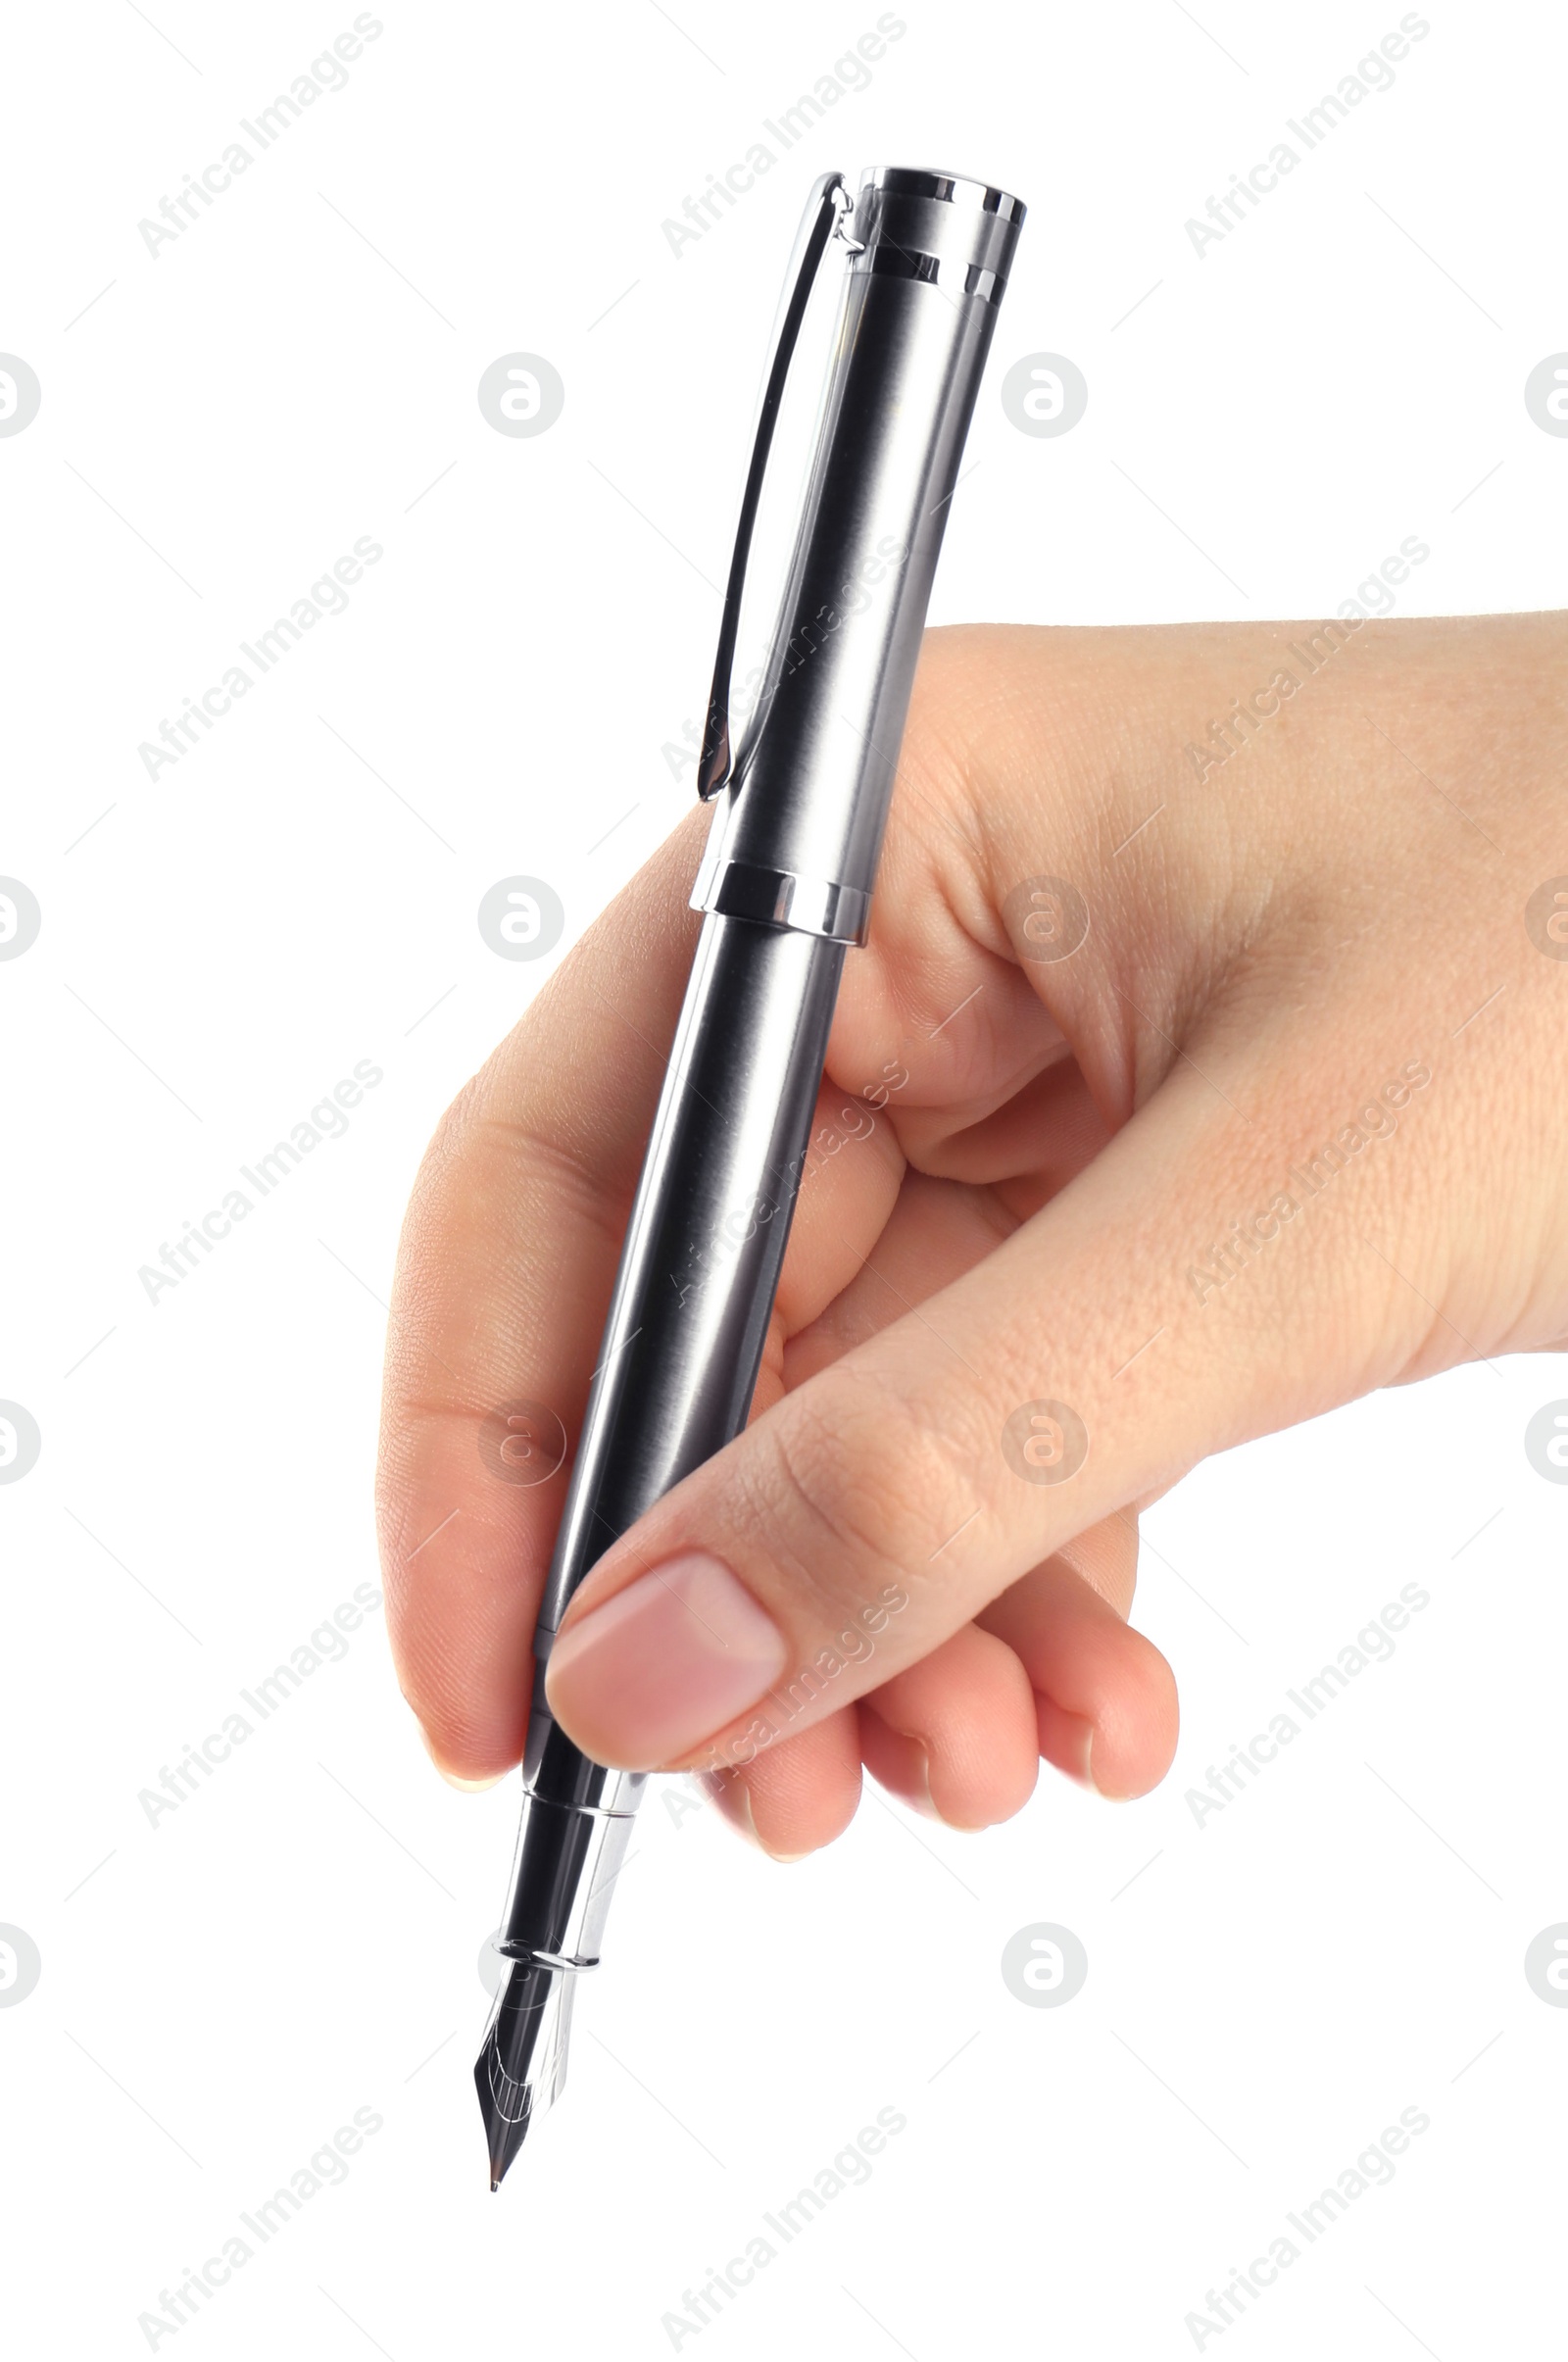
[[376, 614, 1568, 1857]]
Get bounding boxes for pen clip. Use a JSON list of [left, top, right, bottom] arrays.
[[696, 172, 860, 803]]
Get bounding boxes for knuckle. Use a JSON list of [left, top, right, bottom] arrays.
[[756, 1367, 980, 1617]]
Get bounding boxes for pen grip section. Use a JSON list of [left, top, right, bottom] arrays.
[[497, 1791, 638, 1966]]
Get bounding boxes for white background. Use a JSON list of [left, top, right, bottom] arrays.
[[3, 2, 1565, 2355]]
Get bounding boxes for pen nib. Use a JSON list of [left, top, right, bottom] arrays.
[[474, 1953, 576, 2190]]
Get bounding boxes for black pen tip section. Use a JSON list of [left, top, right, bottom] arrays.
[[475, 2029, 535, 2189], [476, 2057, 529, 2189], [474, 1953, 574, 2188]]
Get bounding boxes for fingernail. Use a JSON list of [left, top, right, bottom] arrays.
[[907, 1745, 943, 1822], [1070, 1719, 1131, 1800], [1085, 1730, 1134, 1801], [418, 1725, 503, 1791], [1061, 1712, 1097, 1792], [546, 1551, 789, 1769], [700, 1766, 761, 1848], [700, 1771, 808, 1863]]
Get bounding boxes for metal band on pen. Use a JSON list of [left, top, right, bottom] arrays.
[[701, 860, 870, 945]]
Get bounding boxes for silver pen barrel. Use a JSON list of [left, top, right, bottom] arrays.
[[478, 166, 1022, 2186]]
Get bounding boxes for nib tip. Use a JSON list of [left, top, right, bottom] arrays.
[[476, 1954, 574, 2188]]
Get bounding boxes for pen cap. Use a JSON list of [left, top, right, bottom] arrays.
[[695, 166, 1023, 942]]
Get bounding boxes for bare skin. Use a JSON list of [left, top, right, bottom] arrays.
[[376, 615, 1568, 1858]]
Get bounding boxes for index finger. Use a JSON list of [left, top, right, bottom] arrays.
[[375, 812, 708, 1777]]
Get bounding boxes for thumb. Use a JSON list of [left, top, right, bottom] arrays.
[[543, 1042, 1414, 1774]]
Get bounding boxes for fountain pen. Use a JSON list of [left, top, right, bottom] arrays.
[[476, 163, 1024, 2187]]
